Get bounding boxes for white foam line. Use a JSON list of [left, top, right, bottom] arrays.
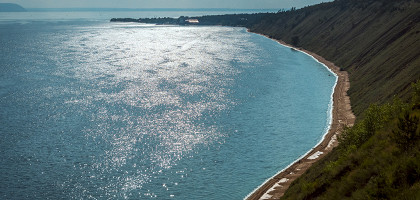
[[244, 31, 338, 200]]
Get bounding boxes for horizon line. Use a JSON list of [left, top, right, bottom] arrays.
[[25, 8, 282, 11]]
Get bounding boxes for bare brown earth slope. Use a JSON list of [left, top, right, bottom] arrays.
[[249, 0, 420, 116]]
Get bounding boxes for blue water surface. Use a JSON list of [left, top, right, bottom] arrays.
[[0, 13, 336, 199]]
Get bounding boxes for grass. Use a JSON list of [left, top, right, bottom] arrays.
[[281, 81, 420, 199], [245, 1, 420, 197]]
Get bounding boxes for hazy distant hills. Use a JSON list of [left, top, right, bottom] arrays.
[[0, 3, 26, 12]]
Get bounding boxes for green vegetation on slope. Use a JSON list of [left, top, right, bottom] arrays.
[[249, 0, 420, 116], [247, 1, 420, 198], [281, 81, 420, 199]]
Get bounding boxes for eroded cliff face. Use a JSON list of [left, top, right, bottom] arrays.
[[249, 0, 420, 116]]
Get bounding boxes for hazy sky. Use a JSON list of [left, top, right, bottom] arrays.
[[0, 0, 330, 9]]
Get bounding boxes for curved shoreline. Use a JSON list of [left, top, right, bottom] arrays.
[[245, 33, 356, 200]]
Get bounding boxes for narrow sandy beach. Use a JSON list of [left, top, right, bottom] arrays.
[[246, 35, 356, 200]]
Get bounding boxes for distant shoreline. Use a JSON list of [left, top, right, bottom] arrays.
[[246, 31, 356, 200], [25, 8, 278, 12], [0, 3, 26, 12]]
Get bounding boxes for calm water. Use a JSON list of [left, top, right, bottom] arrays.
[[0, 12, 336, 199]]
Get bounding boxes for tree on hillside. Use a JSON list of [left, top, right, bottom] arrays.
[[412, 80, 420, 104], [392, 111, 419, 151]]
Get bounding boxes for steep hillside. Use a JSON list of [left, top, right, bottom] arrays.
[[249, 0, 420, 116], [281, 81, 420, 199], [246, 0, 420, 198]]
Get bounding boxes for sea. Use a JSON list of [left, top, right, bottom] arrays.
[[0, 9, 336, 199]]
